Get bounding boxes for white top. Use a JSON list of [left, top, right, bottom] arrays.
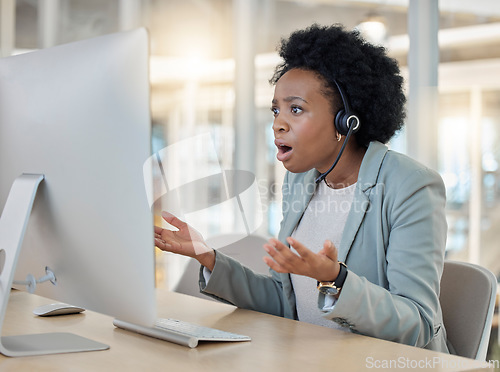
[[290, 181, 356, 329]]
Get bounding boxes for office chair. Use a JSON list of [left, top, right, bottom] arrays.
[[172, 234, 270, 300], [439, 260, 498, 360]]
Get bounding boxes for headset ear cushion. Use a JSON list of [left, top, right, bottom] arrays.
[[334, 109, 349, 136], [335, 110, 361, 136]]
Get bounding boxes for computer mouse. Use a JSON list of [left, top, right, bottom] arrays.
[[33, 303, 85, 317]]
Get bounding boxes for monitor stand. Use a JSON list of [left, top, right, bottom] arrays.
[[0, 174, 109, 356]]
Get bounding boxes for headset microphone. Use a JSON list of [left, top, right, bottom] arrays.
[[315, 80, 361, 184]]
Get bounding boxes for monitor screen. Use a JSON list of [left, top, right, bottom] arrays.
[[0, 27, 156, 339]]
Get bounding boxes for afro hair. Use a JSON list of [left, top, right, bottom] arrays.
[[270, 24, 406, 147]]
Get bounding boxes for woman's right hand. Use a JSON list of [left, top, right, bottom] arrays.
[[154, 211, 215, 270]]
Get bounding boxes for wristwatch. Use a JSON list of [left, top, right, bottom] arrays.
[[317, 262, 348, 296]]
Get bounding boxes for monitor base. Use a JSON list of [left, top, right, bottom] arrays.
[[1, 333, 109, 357], [0, 174, 109, 356]]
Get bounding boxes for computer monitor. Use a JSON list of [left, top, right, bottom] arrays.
[[0, 28, 156, 356]]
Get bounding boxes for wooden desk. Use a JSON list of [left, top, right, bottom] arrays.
[[0, 290, 492, 371]]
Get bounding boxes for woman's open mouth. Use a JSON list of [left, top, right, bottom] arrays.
[[275, 140, 293, 162]]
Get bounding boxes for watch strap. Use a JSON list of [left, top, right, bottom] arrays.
[[334, 261, 348, 289], [317, 262, 348, 291]]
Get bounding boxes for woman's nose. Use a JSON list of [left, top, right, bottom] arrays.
[[272, 115, 289, 133]]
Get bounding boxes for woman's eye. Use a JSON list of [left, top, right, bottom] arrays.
[[271, 107, 279, 117], [291, 106, 303, 114]]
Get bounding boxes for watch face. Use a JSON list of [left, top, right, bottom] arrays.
[[319, 285, 339, 296]]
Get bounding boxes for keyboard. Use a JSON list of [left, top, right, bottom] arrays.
[[113, 318, 251, 348]]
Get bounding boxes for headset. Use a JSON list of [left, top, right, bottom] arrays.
[[315, 79, 361, 184]]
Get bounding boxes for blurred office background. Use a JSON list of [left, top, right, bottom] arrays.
[[2, 0, 500, 358]]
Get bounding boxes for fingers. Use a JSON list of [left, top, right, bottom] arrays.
[[154, 233, 171, 251], [158, 229, 184, 247], [154, 227, 180, 250], [318, 240, 339, 261], [154, 228, 166, 247], [155, 239, 168, 250], [286, 237, 312, 259], [161, 211, 186, 230], [264, 238, 294, 259], [263, 256, 287, 273], [262, 241, 292, 273], [266, 237, 312, 262], [262, 237, 339, 278], [263, 238, 304, 273]]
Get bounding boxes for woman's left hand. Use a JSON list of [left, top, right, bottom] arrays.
[[263, 237, 340, 282]]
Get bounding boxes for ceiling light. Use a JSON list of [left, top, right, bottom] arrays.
[[356, 12, 388, 45]]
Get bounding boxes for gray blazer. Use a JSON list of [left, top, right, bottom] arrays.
[[201, 141, 450, 353]]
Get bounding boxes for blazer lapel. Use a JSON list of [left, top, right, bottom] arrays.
[[339, 141, 389, 262], [338, 187, 370, 262]]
